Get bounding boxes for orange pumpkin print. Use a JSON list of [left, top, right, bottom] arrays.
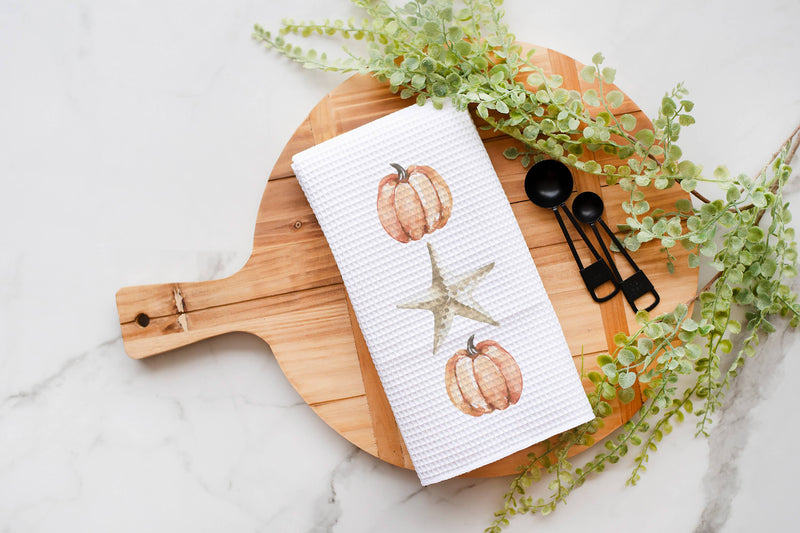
[[445, 335, 523, 417], [377, 163, 453, 242]]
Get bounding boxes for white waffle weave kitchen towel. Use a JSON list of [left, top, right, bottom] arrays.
[[291, 101, 594, 485]]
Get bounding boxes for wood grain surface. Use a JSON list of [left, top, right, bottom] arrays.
[[115, 44, 698, 477]]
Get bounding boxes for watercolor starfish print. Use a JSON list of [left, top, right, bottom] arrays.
[[398, 242, 499, 353]]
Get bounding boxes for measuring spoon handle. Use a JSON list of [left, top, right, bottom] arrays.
[[552, 207, 584, 270], [598, 218, 641, 271], [596, 218, 660, 312], [553, 207, 619, 303]]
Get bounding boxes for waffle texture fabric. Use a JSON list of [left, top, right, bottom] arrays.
[[291, 101, 594, 485]]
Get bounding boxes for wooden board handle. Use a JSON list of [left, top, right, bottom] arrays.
[[116, 278, 239, 359]]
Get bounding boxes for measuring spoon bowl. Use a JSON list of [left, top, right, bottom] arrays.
[[524, 159, 573, 208], [572, 190, 605, 224]]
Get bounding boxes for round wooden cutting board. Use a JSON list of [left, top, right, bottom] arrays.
[[116, 44, 698, 477]]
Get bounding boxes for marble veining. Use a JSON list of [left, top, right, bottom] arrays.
[[2, 1, 800, 532], [3, 336, 119, 406], [695, 327, 787, 531], [697, 282, 800, 533], [310, 448, 360, 533]]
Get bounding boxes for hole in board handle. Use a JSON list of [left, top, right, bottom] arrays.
[[135, 313, 150, 327]]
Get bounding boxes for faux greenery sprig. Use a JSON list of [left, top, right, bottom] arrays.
[[488, 135, 798, 524], [253, 0, 800, 529]]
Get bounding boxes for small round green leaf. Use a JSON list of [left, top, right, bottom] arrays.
[[618, 372, 636, 389], [606, 90, 624, 108], [620, 114, 637, 131]]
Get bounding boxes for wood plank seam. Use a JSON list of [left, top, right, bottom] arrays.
[[309, 393, 367, 407], [117, 280, 346, 325]]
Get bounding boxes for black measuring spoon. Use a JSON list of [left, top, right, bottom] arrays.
[[571, 191, 660, 312], [524, 160, 619, 303]]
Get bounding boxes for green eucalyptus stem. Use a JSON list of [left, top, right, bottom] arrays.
[[628, 382, 698, 485], [748, 124, 800, 221]]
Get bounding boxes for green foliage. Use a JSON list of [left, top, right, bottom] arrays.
[[254, 1, 800, 530], [253, 0, 718, 193]]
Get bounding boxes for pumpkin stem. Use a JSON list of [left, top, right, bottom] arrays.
[[466, 334, 478, 356], [390, 163, 408, 181]]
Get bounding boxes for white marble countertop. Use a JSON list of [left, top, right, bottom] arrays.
[[2, 1, 800, 531]]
